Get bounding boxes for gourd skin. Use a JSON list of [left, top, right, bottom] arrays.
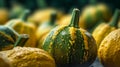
[[43, 25, 97, 67], [92, 23, 116, 47], [98, 29, 120, 67], [5, 19, 37, 47], [0, 47, 56, 67], [0, 26, 18, 51]]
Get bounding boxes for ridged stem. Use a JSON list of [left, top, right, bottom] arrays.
[[14, 34, 29, 47], [69, 8, 80, 28], [109, 9, 120, 28]]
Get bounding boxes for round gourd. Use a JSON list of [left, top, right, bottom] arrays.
[[98, 29, 120, 67], [42, 8, 97, 67], [92, 9, 120, 48], [5, 10, 37, 47], [0, 47, 56, 67], [80, 1, 112, 30], [36, 11, 57, 48]]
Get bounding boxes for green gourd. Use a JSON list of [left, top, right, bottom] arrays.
[[42, 8, 97, 67], [0, 25, 29, 51]]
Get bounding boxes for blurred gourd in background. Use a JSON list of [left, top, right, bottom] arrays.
[[5, 10, 37, 47], [0, 0, 9, 25], [80, 0, 112, 31], [28, 8, 64, 27], [36, 11, 57, 48], [92, 9, 120, 48]]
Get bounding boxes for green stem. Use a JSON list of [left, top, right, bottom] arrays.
[[69, 8, 80, 28], [14, 34, 29, 47], [21, 10, 30, 21], [49, 11, 57, 25], [109, 9, 120, 28]]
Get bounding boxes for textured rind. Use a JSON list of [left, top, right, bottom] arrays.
[[98, 29, 120, 67], [42, 25, 97, 67], [0, 47, 56, 67], [92, 23, 116, 47], [5, 19, 37, 47]]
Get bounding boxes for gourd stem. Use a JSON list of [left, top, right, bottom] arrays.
[[109, 9, 120, 27], [21, 10, 30, 21], [14, 34, 29, 47], [69, 8, 80, 28], [49, 11, 57, 25]]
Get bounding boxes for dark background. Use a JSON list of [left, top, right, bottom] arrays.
[[2, 0, 120, 13]]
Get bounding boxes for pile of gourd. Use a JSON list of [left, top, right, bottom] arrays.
[[0, 1, 120, 67]]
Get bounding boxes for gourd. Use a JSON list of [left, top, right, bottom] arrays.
[[98, 29, 120, 67], [80, 0, 112, 30], [0, 25, 29, 51], [0, 46, 56, 67], [5, 10, 37, 47], [36, 11, 57, 48], [92, 9, 120, 48], [28, 8, 63, 27], [42, 8, 97, 67]]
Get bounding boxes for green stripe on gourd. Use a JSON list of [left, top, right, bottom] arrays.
[[0, 25, 29, 51]]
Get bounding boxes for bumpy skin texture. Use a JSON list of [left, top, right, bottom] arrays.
[[92, 23, 116, 47], [0, 47, 56, 67], [5, 19, 37, 47], [98, 29, 120, 67], [0, 26, 18, 51], [0, 54, 11, 67], [42, 25, 97, 67]]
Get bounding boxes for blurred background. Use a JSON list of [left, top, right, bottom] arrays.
[[2, 0, 120, 13]]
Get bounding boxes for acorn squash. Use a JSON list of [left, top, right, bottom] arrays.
[[92, 9, 120, 48], [42, 8, 97, 67], [36, 11, 57, 48], [98, 29, 120, 67], [5, 10, 37, 47]]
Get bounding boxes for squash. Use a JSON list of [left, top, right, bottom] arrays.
[[98, 29, 120, 67], [0, 25, 29, 51], [80, 0, 112, 30], [42, 8, 97, 67], [5, 10, 37, 47], [0, 47, 56, 67], [92, 9, 120, 48], [36, 11, 57, 48]]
